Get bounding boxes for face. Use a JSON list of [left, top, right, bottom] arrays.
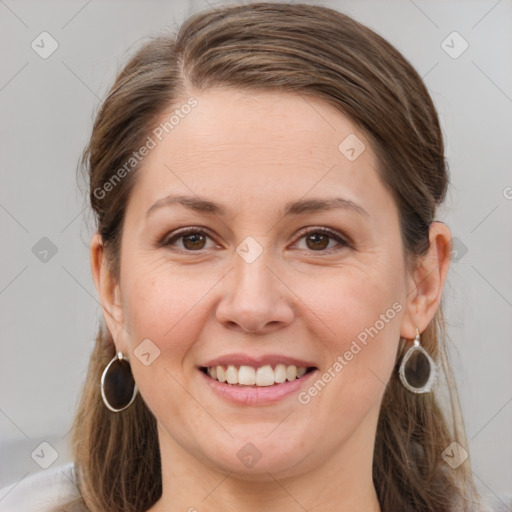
[[105, 88, 415, 479]]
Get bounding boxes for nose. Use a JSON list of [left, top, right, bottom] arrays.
[[215, 250, 295, 334]]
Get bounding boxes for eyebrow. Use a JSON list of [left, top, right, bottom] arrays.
[[145, 194, 369, 219]]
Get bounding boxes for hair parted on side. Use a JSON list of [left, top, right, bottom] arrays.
[[65, 3, 484, 511]]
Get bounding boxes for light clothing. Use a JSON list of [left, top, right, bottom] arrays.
[[0, 462, 81, 512]]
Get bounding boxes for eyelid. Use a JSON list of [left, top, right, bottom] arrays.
[[294, 226, 352, 250], [160, 226, 218, 250], [161, 225, 352, 252]]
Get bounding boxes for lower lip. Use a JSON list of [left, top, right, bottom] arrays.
[[198, 368, 318, 406]]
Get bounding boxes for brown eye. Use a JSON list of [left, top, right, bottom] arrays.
[[163, 229, 215, 252], [295, 228, 350, 252], [305, 232, 330, 251], [181, 232, 207, 250]]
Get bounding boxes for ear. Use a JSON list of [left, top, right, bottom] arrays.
[[400, 221, 452, 339], [90, 232, 127, 345]]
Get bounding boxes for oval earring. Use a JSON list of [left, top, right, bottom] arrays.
[[398, 328, 437, 394], [100, 351, 138, 412]]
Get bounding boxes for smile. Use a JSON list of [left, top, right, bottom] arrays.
[[198, 364, 319, 406], [200, 364, 315, 387]]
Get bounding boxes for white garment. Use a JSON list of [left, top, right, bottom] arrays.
[[0, 462, 81, 512], [0, 462, 510, 511]]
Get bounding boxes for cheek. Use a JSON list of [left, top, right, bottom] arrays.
[[315, 260, 404, 399], [119, 252, 228, 375], [321, 261, 404, 341], [124, 270, 205, 346], [120, 258, 216, 419]]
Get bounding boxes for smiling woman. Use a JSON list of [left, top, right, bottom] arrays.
[[1, 2, 506, 512]]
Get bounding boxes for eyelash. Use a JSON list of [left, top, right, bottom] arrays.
[[161, 226, 352, 254]]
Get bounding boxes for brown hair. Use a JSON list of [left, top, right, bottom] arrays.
[[67, 2, 483, 511]]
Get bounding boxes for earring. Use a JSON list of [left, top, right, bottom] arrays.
[[398, 328, 437, 394], [100, 351, 138, 412]]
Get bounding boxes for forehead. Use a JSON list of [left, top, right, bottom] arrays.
[[157, 88, 369, 163], [127, 88, 390, 221]]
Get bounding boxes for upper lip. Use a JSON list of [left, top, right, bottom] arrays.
[[200, 353, 317, 369]]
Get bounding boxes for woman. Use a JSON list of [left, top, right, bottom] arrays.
[[1, 2, 508, 511]]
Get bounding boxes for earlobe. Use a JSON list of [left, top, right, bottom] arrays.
[[90, 232, 125, 342], [400, 222, 452, 339]]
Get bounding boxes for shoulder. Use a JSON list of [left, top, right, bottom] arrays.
[[0, 462, 82, 512], [479, 491, 512, 512]]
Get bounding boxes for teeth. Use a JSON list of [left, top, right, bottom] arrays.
[[239, 365, 256, 385], [205, 364, 311, 386], [216, 366, 226, 383], [274, 364, 287, 383], [256, 365, 274, 386], [297, 367, 307, 378], [226, 365, 238, 384], [286, 365, 297, 381]]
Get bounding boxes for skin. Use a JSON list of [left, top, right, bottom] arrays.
[[90, 88, 451, 512]]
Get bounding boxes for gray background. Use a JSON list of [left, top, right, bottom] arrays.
[[1, 0, 511, 503]]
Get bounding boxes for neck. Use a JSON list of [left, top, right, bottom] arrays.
[[147, 409, 382, 512]]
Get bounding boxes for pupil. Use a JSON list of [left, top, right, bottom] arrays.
[[184, 233, 204, 250], [307, 233, 328, 250]]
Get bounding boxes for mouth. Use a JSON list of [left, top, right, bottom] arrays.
[[199, 364, 317, 387]]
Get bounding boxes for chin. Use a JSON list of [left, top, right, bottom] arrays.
[[199, 434, 311, 479]]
